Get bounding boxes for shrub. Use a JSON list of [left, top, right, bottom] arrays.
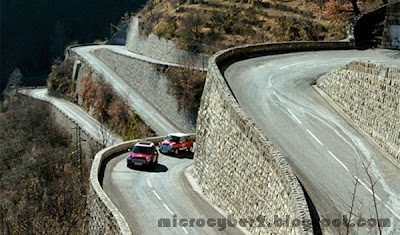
[[154, 19, 178, 39], [79, 76, 155, 140], [80, 75, 97, 109], [94, 82, 114, 122], [47, 59, 76, 101], [0, 95, 88, 234], [274, 16, 327, 41], [164, 61, 206, 112]]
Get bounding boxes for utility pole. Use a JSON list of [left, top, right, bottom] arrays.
[[73, 125, 85, 187], [110, 23, 121, 36]]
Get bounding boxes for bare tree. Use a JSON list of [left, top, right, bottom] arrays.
[[180, 9, 204, 52], [97, 120, 117, 149], [345, 176, 360, 235], [349, 0, 361, 16], [361, 161, 383, 234], [164, 54, 206, 112], [341, 160, 385, 235]]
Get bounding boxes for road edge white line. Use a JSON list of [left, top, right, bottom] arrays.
[[152, 190, 161, 201], [306, 129, 324, 146], [354, 176, 381, 201], [147, 178, 152, 188], [328, 151, 349, 172], [279, 61, 313, 70], [385, 205, 400, 221], [268, 74, 273, 87], [286, 108, 302, 124], [163, 203, 174, 215], [181, 227, 189, 234]]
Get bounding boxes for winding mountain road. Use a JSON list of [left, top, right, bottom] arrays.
[[71, 45, 182, 136], [224, 49, 400, 234], [71, 45, 246, 234], [60, 44, 399, 234], [19, 88, 122, 145], [103, 151, 245, 235]]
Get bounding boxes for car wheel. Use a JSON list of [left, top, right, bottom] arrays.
[[189, 145, 193, 152], [174, 148, 179, 155]]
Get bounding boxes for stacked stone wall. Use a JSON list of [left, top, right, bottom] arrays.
[[193, 41, 353, 235], [319, 61, 400, 163], [195, 71, 312, 234], [382, 2, 400, 49], [92, 48, 196, 132], [125, 17, 208, 68], [68, 40, 355, 234], [19, 92, 101, 158]]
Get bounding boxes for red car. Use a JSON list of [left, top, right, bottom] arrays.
[[127, 142, 158, 168], [159, 133, 194, 155]]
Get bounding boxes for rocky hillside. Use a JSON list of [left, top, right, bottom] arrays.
[[134, 0, 386, 54]]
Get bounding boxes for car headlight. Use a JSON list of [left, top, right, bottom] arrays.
[[127, 156, 132, 160], [146, 157, 151, 162]]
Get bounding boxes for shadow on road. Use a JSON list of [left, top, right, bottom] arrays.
[[129, 163, 169, 173], [163, 151, 194, 160]]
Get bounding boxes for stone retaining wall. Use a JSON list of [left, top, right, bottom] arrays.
[[318, 61, 400, 163], [19, 92, 101, 158], [21, 92, 127, 234], [382, 1, 400, 49], [194, 41, 353, 235], [92, 48, 196, 132], [69, 41, 355, 234], [125, 17, 208, 68]]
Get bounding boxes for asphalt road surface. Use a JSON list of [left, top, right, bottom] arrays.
[[224, 49, 400, 234], [19, 89, 245, 234], [66, 45, 399, 234], [71, 45, 201, 135], [103, 150, 245, 235], [19, 88, 121, 145], [70, 45, 246, 234]]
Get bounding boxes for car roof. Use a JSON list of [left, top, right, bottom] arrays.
[[135, 141, 155, 147], [168, 133, 190, 137]]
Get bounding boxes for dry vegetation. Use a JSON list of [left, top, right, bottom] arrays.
[[47, 59, 76, 102], [135, 0, 388, 54], [0, 94, 88, 234], [46, 59, 154, 141], [79, 75, 155, 140], [132, 0, 389, 112], [157, 58, 206, 111]]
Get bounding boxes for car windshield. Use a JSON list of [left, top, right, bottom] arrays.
[[132, 146, 152, 154], [166, 135, 180, 142]]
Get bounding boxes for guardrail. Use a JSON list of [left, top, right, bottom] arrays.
[[88, 134, 196, 234]]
